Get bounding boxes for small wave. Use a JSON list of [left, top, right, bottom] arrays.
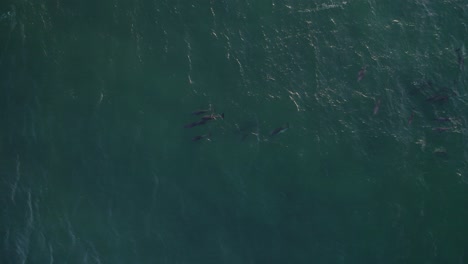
[[297, 1, 349, 13]]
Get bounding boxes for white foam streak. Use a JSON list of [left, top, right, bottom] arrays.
[[15, 234, 30, 264], [88, 241, 103, 264], [235, 57, 244, 77], [15, 190, 34, 264], [185, 33, 194, 84], [11, 154, 21, 202], [287, 89, 304, 112], [48, 243, 54, 264], [26, 191, 34, 229]]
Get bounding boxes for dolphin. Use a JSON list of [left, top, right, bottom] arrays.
[[432, 127, 451, 132], [184, 120, 207, 128], [201, 113, 224, 121], [270, 123, 289, 136], [433, 148, 448, 157]]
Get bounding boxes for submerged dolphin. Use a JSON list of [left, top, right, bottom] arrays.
[[192, 133, 211, 142], [426, 94, 449, 103], [357, 66, 367, 81], [432, 127, 451, 132], [192, 104, 213, 115], [455, 48, 464, 71], [192, 109, 211, 115], [373, 99, 381, 115], [408, 112, 415, 125]]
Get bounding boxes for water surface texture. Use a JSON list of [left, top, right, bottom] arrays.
[[1, 1, 468, 263]]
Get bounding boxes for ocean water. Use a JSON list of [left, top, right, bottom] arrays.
[[1, 0, 467, 263]]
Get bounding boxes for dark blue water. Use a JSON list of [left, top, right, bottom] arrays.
[[1, 1, 468, 263]]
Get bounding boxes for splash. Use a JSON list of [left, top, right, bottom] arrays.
[[0, 5, 16, 23], [7, 5, 16, 30]]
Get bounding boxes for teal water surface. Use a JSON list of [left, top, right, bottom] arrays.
[[1, 0, 468, 263]]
